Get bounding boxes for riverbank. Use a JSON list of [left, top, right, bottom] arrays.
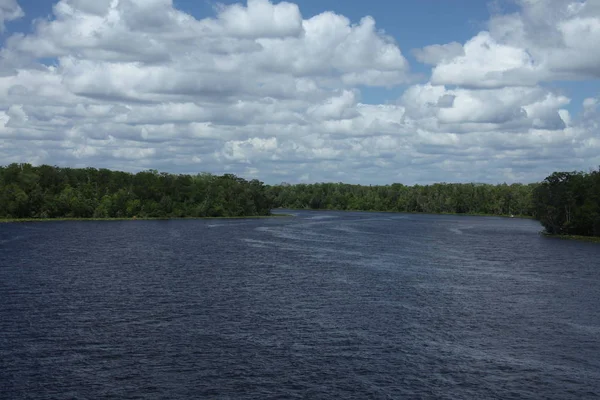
[[275, 207, 534, 219], [541, 233, 600, 243], [0, 214, 293, 223]]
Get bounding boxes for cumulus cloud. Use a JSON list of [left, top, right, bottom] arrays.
[[430, 0, 600, 87], [0, 0, 599, 184], [216, 0, 303, 38], [430, 32, 541, 88], [402, 84, 569, 130]]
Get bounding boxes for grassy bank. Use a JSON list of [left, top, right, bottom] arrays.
[[0, 214, 293, 223], [541, 233, 600, 243]]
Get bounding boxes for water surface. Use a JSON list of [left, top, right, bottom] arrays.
[[1, 211, 599, 399]]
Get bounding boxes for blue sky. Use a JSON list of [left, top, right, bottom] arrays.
[[1, 0, 599, 184]]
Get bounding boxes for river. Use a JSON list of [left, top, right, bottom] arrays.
[[1, 211, 599, 399]]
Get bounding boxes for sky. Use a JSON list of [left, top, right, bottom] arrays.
[[0, 0, 599, 185]]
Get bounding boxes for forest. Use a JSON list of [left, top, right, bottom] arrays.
[[1, 163, 599, 238], [267, 182, 537, 217], [0, 164, 272, 219], [532, 169, 600, 237]]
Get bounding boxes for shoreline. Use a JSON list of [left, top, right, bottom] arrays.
[[275, 207, 534, 219], [0, 214, 293, 223], [541, 233, 600, 243], [4, 213, 599, 243]]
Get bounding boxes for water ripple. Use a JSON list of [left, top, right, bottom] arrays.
[[1, 211, 599, 399]]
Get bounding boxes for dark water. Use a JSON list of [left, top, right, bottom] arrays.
[[1, 211, 600, 399]]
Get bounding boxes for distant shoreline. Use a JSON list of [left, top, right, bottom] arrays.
[[276, 207, 535, 219], [4, 213, 599, 243], [0, 214, 293, 223]]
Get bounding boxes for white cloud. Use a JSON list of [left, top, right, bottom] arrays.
[[308, 90, 359, 121], [430, 32, 540, 88], [412, 42, 464, 65], [0, 0, 23, 32], [402, 83, 570, 132], [216, 0, 303, 38], [430, 0, 600, 88], [0, 0, 599, 184]]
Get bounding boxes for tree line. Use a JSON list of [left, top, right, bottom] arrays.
[[266, 182, 537, 217], [0, 164, 272, 218], [533, 168, 600, 237], [267, 169, 600, 238], [2, 163, 599, 239]]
